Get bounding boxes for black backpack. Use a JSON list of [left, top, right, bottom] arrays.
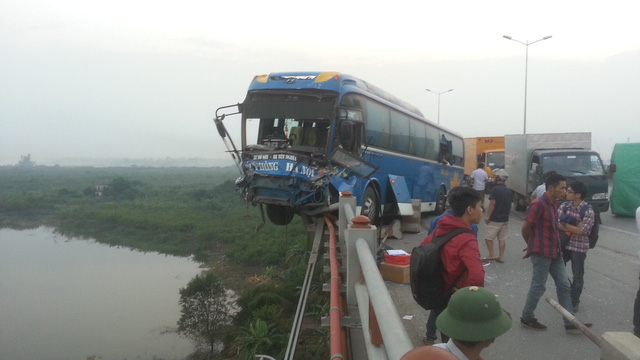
[[410, 227, 474, 310], [582, 205, 600, 249]]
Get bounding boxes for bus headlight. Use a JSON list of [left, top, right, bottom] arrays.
[[591, 193, 608, 200]]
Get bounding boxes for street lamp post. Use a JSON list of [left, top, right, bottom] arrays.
[[503, 35, 552, 134], [425, 88, 454, 124]]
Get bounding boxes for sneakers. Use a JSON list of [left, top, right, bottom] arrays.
[[422, 336, 437, 345], [565, 323, 593, 335], [520, 317, 547, 330]]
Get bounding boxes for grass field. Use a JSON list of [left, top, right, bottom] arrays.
[[0, 164, 327, 359]]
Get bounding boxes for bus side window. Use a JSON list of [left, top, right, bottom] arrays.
[[425, 124, 439, 161], [364, 101, 390, 148], [439, 134, 452, 164], [390, 111, 409, 153], [339, 121, 355, 152]]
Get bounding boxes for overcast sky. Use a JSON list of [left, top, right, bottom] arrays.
[[1, 0, 638, 165]]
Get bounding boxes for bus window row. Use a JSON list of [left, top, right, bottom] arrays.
[[345, 94, 463, 165]]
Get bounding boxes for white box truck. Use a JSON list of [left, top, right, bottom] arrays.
[[505, 132, 610, 212]]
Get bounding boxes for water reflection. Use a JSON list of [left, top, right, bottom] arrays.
[[0, 227, 203, 360]]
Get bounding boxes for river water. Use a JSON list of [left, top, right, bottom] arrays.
[[0, 227, 203, 360]]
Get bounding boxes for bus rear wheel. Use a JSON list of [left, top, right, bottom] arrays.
[[266, 204, 295, 225], [361, 186, 380, 226], [434, 187, 447, 215]]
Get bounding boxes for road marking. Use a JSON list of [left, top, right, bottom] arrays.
[[600, 224, 639, 236]]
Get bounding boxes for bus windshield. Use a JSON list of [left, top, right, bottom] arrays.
[[243, 92, 336, 151], [246, 117, 331, 151]]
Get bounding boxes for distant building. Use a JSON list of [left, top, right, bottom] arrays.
[[94, 185, 108, 197]]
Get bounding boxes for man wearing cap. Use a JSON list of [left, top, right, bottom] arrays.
[[483, 169, 512, 263], [435, 286, 512, 360]]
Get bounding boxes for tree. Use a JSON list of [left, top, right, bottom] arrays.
[[104, 177, 140, 200], [178, 272, 235, 358], [17, 154, 36, 167]]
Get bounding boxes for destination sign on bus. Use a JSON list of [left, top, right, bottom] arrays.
[[247, 158, 317, 177], [250, 153, 298, 161]]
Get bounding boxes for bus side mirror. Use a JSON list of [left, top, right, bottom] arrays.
[[535, 164, 543, 174], [215, 116, 226, 137], [609, 163, 617, 173]]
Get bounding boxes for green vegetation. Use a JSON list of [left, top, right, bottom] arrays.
[[0, 165, 329, 359], [178, 273, 235, 357]]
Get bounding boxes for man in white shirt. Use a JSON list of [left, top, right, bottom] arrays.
[[530, 171, 557, 202], [470, 163, 489, 209]]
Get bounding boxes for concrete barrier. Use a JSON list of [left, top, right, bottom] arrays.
[[601, 332, 640, 360]]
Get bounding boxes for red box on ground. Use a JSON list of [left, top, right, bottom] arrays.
[[384, 253, 411, 266]]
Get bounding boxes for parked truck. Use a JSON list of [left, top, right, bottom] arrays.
[[464, 136, 505, 189], [504, 132, 610, 212], [610, 142, 639, 216]]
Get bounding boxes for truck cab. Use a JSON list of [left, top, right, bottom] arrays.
[[529, 149, 609, 212]]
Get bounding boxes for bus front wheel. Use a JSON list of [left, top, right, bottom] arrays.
[[361, 186, 380, 226], [266, 204, 295, 225], [435, 187, 447, 215]]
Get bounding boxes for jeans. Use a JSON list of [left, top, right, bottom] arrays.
[[563, 249, 587, 305], [425, 306, 448, 342], [522, 254, 574, 326]]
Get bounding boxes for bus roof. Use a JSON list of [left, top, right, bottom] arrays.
[[247, 71, 425, 118]]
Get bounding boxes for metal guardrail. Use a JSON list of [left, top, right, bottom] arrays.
[[330, 192, 413, 360]]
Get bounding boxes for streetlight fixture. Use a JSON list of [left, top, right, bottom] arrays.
[[503, 35, 552, 134], [425, 88, 454, 124]]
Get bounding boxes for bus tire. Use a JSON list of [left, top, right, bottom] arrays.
[[434, 187, 447, 215], [361, 186, 380, 226], [266, 204, 295, 225]]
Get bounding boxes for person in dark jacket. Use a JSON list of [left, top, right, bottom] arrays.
[[421, 186, 485, 345], [483, 169, 512, 263]]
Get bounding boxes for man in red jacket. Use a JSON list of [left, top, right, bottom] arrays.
[[422, 186, 485, 345]]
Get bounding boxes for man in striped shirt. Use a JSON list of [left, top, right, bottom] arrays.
[[558, 181, 595, 312], [520, 173, 593, 334]]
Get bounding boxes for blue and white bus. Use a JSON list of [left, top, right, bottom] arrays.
[[215, 72, 464, 226]]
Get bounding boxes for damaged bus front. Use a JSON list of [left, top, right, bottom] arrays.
[[214, 73, 375, 225]]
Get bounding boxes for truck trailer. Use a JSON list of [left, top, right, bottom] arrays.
[[504, 132, 609, 212], [464, 137, 505, 188]]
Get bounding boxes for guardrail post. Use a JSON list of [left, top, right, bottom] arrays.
[[339, 191, 356, 236], [345, 214, 376, 307]]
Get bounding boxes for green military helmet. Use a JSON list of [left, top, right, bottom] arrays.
[[436, 286, 512, 342]]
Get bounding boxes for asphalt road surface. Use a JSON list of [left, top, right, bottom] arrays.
[[383, 206, 639, 360]]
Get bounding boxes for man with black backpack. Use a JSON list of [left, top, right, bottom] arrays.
[[558, 180, 597, 312], [416, 186, 485, 345]]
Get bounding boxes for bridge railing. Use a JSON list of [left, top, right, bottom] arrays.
[[330, 192, 413, 360]]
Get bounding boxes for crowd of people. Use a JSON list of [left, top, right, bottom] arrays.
[[403, 168, 610, 359]]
